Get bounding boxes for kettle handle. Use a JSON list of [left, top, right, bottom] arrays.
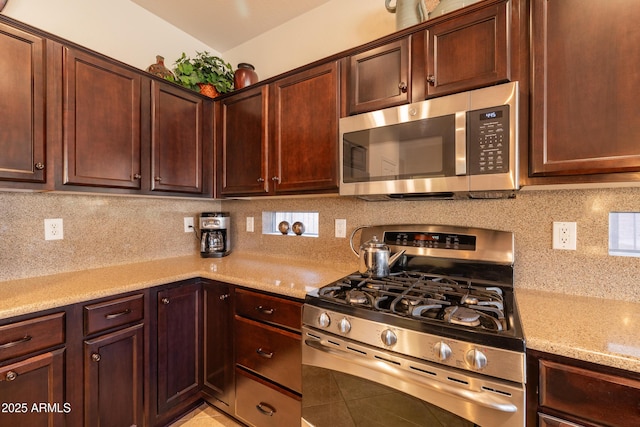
[[385, 0, 396, 13], [349, 225, 369, 256]]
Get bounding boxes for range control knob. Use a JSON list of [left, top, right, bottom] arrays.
[[465, 349, 488, 370], [381, 329, 397, 347], [338, 318, 351, 334], [433, 341, 452, 361], [317, 312, 331, 328]]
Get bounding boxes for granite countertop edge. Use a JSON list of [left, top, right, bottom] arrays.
[[1, 254, 638, 374]]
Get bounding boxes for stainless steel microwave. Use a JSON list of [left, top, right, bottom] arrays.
[[339, 82, 519, 200]]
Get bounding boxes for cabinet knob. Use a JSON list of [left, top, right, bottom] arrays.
[[271, 176, 280, 183], [398, 81, 408, 93], [91, 353, 101, 362], [219, 294, 229, 301], [5, 370, 17, 381], [133, 173, 141, 179], [154, 177, 162, 182], [426, 75, 436, 85], [34, 162, 45, 171], [257, 177, 265, 182], [162, 297, 170, 305], [256, 402, 276, 416]]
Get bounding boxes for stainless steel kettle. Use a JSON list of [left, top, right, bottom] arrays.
[[350, 226, 405, 277]]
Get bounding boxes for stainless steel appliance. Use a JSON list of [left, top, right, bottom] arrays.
[[339, 82, 519, 200], [199, 212, 231, 258], [302, 225, 525, 427]]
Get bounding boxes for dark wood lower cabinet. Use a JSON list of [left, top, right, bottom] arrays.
[[235, 368, 302, 427], [83, 323, 144, 427], [527, 350, 640, 427], [152, 281, 202, 425], [0, 348, 66, 427], [202, 280, 234, 411]]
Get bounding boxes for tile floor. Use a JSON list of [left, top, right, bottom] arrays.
[[168, 403, 244, 427]]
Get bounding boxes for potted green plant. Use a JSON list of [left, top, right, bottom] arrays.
[[166, 51, 234, 97]]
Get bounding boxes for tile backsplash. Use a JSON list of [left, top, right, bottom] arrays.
[[2, 188, 640, 302]]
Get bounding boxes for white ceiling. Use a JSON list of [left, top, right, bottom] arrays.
[[131, 0, 333, 53]]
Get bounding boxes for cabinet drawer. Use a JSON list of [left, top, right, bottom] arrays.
[[539, 358, 640, 426], [235, 288, 301, 331], [235, 316, 301, 393], [235, 368, 301, 427], [84, 293, 144, 336], [0, 312, 65, 362]]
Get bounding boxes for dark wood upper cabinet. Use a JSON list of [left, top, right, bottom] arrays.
[[62, 47, 142, 189], [218, 85, 269, 196], [529, 0, 640, 179], [150, 81, 211, 195], [345, 38, 411, 115], [0, 22, 47, 184], [270, 61, 339, 194], [425, 0, 509, 97]]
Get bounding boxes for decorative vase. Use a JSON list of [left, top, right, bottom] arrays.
[[146, 55, 174, 80], [197, 83, 220, 98], [234, 63, 259, 89]]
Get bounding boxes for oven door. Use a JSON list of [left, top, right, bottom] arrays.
[[301, 326, 525, 427]]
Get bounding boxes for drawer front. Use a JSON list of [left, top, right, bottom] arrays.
[[0, 312, 65, 362], [539, 358, 640, 426], [235, 288, 302, 331], [84, 293, 144, 336], [235, 316, 301, 393], [235, 368, 301, 427]]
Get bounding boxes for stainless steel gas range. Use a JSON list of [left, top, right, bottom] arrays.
[[301, 225, 525, 427]]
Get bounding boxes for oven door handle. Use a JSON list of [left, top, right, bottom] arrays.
[[304, 338, 518, 414]]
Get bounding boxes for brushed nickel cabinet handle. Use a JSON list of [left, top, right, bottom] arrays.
[[271, 176, 280, 182], [161, 298, 170, 305], [255, 306, 274, 315], [133, 174, 141, 179], [219, 294, 229, 301], [154, 177, 162, 182], [257, 177, 265, 182], [398, 81, 408, 92], [5, 371, 18, 381], [256, 348, 274, 359], [426, 75, 436, 85], [256, 402, 276, 416], [0, 335, 32, 349], [34, 162, 45, 170], [104, 309, 131, 320], [91, 353, 101, 362]]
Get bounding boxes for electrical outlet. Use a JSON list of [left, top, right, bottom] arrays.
[[44, 218, 64, 240], [335, 219, 347, 238], [183, 217, 194, 233], [246, 217, 254, 232], [553, 221, 577, 250]]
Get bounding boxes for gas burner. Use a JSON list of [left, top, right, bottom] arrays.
[[317, 271, 509, 332]]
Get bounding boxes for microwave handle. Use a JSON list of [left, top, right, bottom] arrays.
[[455, 111, 467, 176]]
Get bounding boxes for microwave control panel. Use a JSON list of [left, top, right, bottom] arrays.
[[467, 105, 510, 175]]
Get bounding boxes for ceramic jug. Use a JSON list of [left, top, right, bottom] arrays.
[[385, 0, 427, 30]]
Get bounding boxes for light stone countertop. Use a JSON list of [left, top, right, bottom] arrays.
[[516, 288, 640, 373], [1, 254, 639, 374]]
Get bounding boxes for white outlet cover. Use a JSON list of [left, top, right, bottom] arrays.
[[552, 221, 577, 250], [44, 218, 64, 240], [246, 217, 254, 232]]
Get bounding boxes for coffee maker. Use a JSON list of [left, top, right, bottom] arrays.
[[199, 212, 231, 258]]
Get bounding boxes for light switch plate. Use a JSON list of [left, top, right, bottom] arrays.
[[183, 217, 194, 233], [335, 219, 347, 238], [246, 217, 254, 232]]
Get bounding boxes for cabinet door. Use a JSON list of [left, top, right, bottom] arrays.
[[426, 1, 509, 97], [0, 22, 47, 183], [62, 47, 142, 189], [530, 0, 640, 177], [0, 349, 65, 427], [84, 324, 144, 427], [346, 38, 410, 115], [203, 281, 234, 409], [271, 62, 339, 194], [156, 282, 201, 415], [218, 86, 269, 196], [151, 81, 210, 194]]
